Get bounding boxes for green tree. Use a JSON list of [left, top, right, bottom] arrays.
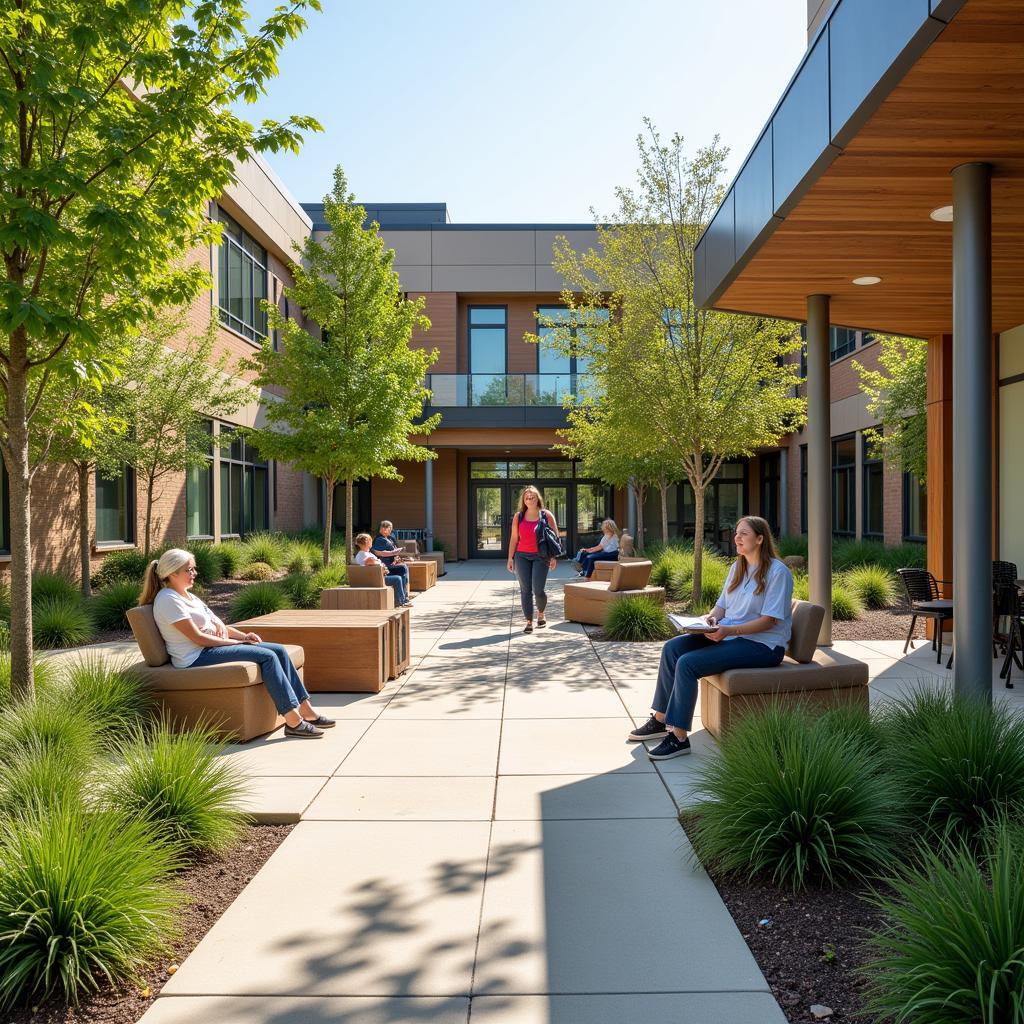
[[543, 121, 804, 602], [243, 167, 440, 566], [853, 335, 928, 483], [0, 0, 321, 699], [120, 312, 253, 556]]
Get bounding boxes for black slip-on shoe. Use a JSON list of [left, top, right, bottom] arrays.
[[304, 715, 336, 729], [284, 720, 324, 739], [627, 715, 668, 742], [647, 734, 691, 760]]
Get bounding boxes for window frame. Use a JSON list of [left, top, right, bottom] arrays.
[[217, 424, 269, 538], [186, 420, 214, 540], [831, 433, 857, 537], [216, 207, 269, 343], [902, 471, 927, 543], [861, 439, 884, 541], [94, 464, 136, 547]]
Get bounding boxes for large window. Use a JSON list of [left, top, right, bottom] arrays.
[[468, 306, 507, 405], [903, 472, 927, 542], [832, 434, 856, 536], [95, 466, 135, 545], [218, 428, 269, 537], [217, 208, 268, 342], [799, 325, 867, 372], [760, 453, 780, 536], [862, 440, 884, 540], [800, 444, 808, 534], [186, 420, 214, 539], [536, 306, 605, 403]]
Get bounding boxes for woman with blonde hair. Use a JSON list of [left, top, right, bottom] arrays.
[[574, 518, 620, 578], [506, 485, 558, 633], [141, 549, 334, 738], [628, 516, 793, 759]]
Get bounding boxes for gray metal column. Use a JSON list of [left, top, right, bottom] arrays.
[[779, 448, 789, 537], [627, 480, 637, 538], [424, 455, 434, 552], [806, 294, 832, 645], [952, 162, 993, 702]]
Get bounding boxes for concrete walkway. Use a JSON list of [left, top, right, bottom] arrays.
[[138, 562, 787, 1024]]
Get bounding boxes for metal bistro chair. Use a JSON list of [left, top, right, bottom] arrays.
[[993, 560, 1019, 658], [897, 568, 954, 665], [1001, 582, 1024, 688]]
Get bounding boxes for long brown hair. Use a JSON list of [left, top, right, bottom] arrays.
[[516, 485, 547, 518], [727, 516, 780, 596]]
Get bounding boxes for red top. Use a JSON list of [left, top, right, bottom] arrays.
[[516, 512, 547, 554]]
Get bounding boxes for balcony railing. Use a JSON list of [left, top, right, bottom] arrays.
[[426, 373, 593, 408]]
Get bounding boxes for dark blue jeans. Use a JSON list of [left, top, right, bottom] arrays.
[[384, 571, 408, 605], [653, 634, 785, 731], [582, 550, 618, 578], [191, 642, 310, 715], [514, 552, 549, 621]]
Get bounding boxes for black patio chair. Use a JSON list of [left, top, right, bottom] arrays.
[[1001, 583, 1024, 689], [993, 560, 1019, 658], [896, 568, 954, 665]]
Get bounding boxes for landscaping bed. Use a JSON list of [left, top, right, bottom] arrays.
[[6, 823, 293, 1024]]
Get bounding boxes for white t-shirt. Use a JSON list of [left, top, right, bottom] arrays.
[[716, 558, 794, 650], [354, 550, 381, 566], [153, 588, 224, 669], [599, 533, 620, 553]]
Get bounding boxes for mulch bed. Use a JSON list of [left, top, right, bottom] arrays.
[[9, 824, 293, 1024]]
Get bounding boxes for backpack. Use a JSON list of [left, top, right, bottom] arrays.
[[521, 510, 563, 559]]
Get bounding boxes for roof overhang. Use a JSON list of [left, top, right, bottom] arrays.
[[693, 0, 1024, 338]]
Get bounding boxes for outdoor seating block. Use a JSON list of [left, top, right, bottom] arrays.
[[589, 555, 643, 581], [417, 550, 446, 576], [407, 559, 437, 591], [125, 605, 300, 742], [347, 562, 388, 588], [320, 585, 394, 610], [336, 607, 411, 679], [233, 610, 389, 692], [563, 560, 665, 626], [698, 601, 869, 740]]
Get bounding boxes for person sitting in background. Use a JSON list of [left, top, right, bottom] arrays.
[[355, 532, 412, 606], [371, 520, 410, 590], [574, 519, 621, 578]]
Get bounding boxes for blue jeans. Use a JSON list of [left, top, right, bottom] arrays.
[[514, 552, 549, 621], [384, 571, 408, 605], [191, 642, 310, 715], [653, 634, 785, 731], [582, 550, 618, 578]]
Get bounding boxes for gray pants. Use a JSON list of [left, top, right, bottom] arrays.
[[514, 552, 549, 621]]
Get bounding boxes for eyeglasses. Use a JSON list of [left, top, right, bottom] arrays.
[[184, 565, 198, 574]]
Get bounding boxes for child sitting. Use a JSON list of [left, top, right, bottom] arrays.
[[355, 532, 412, 606]]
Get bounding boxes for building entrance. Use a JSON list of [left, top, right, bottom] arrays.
[[468, 459, 612, 559]]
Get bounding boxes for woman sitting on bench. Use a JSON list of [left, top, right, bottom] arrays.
[[574, 519, 621, 578], [142, 549, 335, 739], [355, 532, 412, 606], [627, 516, 793, 760]]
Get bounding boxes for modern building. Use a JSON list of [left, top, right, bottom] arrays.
[[692, 0, 1022, 695]]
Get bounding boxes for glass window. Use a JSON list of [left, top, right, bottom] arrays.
[[832, 435, 856, 536], [760, 454, 780, 535], [216, 208, 268, 342], [95, 466, 134, 545], [862, 441, 884, 539], [508, 461, 535, 479], [469, 307, 507, 374], [218, 426, 268, 537], [903, 472, 927, 541], [830, 327, 857, 361], [663, 308, 684, 345], [536, 306, 605, 402], [536, 460, 571, 479], [800, 444, 808, 534], [470, 461, 508, 479], [186, 420, 214, 538]]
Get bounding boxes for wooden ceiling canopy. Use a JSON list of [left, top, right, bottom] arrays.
[[716, 0, 1024, 338]]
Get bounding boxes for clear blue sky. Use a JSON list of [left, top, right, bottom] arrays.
[[238, 0, 807, 223]]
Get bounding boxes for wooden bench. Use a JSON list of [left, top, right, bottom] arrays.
[[321, 583, 394, 610], [563, 561, 666, 626], [407, 559, 437, 592], [317, 599, 411, 680]]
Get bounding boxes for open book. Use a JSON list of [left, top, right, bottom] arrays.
[[668, 613, 716, 634]]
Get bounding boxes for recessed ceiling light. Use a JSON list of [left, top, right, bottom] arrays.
[[930, 205, 953, 222], [852, 276, 881, 286]]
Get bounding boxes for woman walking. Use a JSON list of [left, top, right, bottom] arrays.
[[629, 516, 793, 759], [507, 485, 558, 633]]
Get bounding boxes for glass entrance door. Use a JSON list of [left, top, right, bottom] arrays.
[[473, 485, 507, 556]]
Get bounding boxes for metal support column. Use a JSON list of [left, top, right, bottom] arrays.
[[627, 480, 637, 539], [952, 162, 993, 702], [806, 294, 832, 645], [424, 455, 434, 552]]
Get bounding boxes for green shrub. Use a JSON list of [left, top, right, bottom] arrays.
[[879, 689, 1024, 845], [776, 534, 808, 559], [863, 820, 1024, 1024], [89, 579, 141, 631], [240, 531, 286, 570], [791, 572, 809, 601], [0, 580, 10, 623], [833, 538, 926, 573], [284, 539, 321, 575], [228, 582, 290, 621], [212, 541, 246, 578], [32, 595, 96, 649], [107, 722, 247, 857], [831, 581, 863, 621], [310, 563, 346, 590], [0, 734, 92, 819], [603, 596, 675, 642], [816, 703, 883, 759], [0, 803, 180, 1009], [190, 542, 223, 587], [697, 553, 732, 612], [431, 537, 448, 555], [0, 653, 58, 708], [31, 571, 80, 604], [844, 563, 898, 609], [238, 560, 275, 581], [281, 570, 317, 610], [651, 547, 694, 599], [91, 549, 151, 589], [689, 704, 899, 890]]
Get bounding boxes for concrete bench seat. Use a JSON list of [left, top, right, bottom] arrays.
[[564, 560, 666, 626], [699, 600, 869, 739], [126, 605, 302, 742]]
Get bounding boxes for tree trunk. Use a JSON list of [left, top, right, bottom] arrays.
[[322, 478, 334, 567], [692, 479, 705, 608], [660, 478, 669, 544], [345, 478, 354, 565], [633, 482, 646, 553], [6, 361, 34, 702], [78, 461, 92, 597], [144, 475, 156, 556]]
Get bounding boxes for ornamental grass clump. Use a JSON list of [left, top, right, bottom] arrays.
[[212, 540, 246, 579], [31, 571, 80, 604], [0, 653, 57, 708], [863, 820, 1024, 1024], [830, 580, 864, 621], [688, 704, 899, 890], [106, 722, 247, 857], [844, 563, 898, 610], [228, 581, 290, 620], [32, 595, 96, 649], [89, 579, 142, 631], [284, 539, 321, 575], [0, 803, 181, 1010], [878, 688, 1024, 846], [698, 555, 731, 612], [651, 547, 694, 599], [603, 596, 674, 642], [189, 542, 223, 587], [91, 549, 151, 589], [240, 532, 286, 570]]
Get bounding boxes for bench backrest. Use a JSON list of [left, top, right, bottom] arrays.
[[619, 532, 635, 557], [348, 562, 387, 587], [400, 539, 419, 555], [126, 605, 171, 667], [609, 559, 652, 592], [788, 600, 825, 663]]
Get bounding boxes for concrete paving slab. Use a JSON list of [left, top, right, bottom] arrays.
[[140, 996, 470, 1024], [335, 720, 501, 777], [498, 719, 654, 775], [380, 677, 505, 719], [502, 677, 629, 719], [217, 721, 372, 777], [162, 821, 491, 997], [474, 819, 769, 995], [240, 775, 328, 823], [469, 993, 786, 1023], [494, 773, 677, 820], [305, 777, 496, 821]]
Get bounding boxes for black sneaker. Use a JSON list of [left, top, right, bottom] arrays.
[[647, 733, 691, 760], [284, 720, 324, 739], [627, 715, 668, 742], [303, 715, 336, 729]]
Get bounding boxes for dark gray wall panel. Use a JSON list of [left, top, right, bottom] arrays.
[[930, 0, 967, 22], [772, 30, 832, 215], [693, 233, 708, 309], [734, 126, 775, 260], [704, 190, 736, 298]]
